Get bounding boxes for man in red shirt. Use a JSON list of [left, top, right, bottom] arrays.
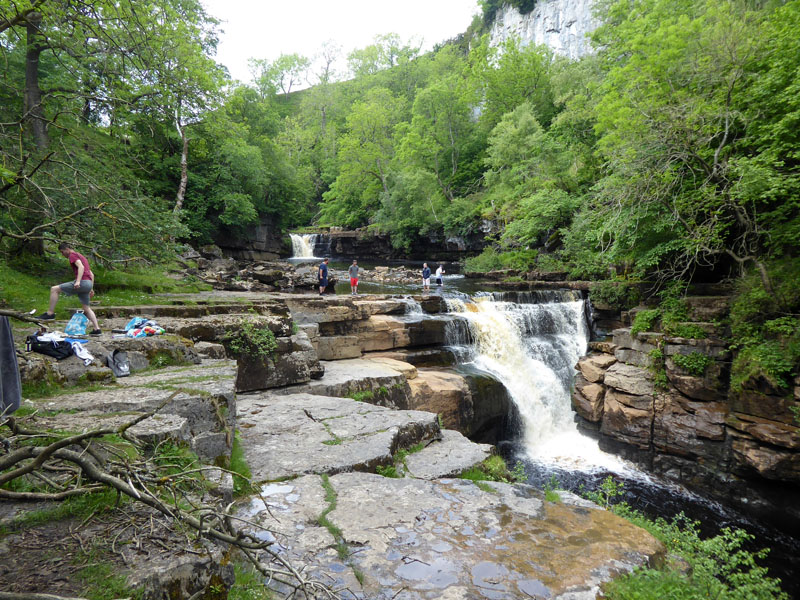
[[36, 242, 102, 335]]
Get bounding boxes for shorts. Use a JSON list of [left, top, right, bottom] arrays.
[[423, 278, 431, 286], [319, 278, 328, 288], [59, 280, 93, 305], [350, 277, 358, 286]]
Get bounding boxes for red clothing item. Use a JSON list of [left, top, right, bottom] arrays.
[[69, 251, 93, 281]]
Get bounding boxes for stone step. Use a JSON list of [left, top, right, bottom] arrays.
[[236, 392, 440, 481], [237, 472, 663, 599], [71, 301, 287, 320], [271, 358, 412, 408], [402, 429, 494, 479]]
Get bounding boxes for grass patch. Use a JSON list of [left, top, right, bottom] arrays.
[[230, 433, 255, 498], [74, 548, 140, 600], [543, 474, 561, 503], [461, 455, 527, 486], [7, 488, 126, 530], [317, 474, 348, 561], [376, 465, 400, 478], [0, 257, 210, 317], [230, 562, 274, 600]]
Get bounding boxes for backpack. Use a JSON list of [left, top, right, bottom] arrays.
[[26, 335, 73, 360], [106, 349, 131, 377], [64, 310, 89, 336]]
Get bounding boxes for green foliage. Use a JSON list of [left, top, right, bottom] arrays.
[[376, 465, 400, 478], [224, 320, 277, 359], [580, 475, 626, 509], [543, 474, 561, 503], [631, 310, 660, 337], [580, 477, 787, 600], [672, 352, 713, 377], [464, 248, 539, 273], [729, 260, 800, 392], [230, 434, 256, 498], [230, 562, 274, 600], [461, 456, 526, 484], [590, 281, 640, 311], [74, 553, 140, 600], [604, 512, 787, 600]]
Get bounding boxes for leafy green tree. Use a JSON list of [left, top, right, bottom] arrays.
[[319, 87, 406, 226], [470, 35, 556, 130]]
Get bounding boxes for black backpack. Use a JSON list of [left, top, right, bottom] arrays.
[[26, 335, 73, 360], [106, 349, 131, 377]]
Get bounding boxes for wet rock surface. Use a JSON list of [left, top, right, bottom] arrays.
[[239, 473, 663, 600]]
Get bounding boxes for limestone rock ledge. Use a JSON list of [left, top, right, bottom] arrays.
[[238, 473, 664, 599]]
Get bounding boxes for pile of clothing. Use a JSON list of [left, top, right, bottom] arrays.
[[124, 317, 166, 338], [26, 330, 95, 365]]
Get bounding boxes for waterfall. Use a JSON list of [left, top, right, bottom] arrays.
[[289, 234, 317, 258], [445, 291, 617, 464]]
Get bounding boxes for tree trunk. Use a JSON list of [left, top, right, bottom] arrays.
[[173, 122, 188, 214], [24, 12, 48, 150]]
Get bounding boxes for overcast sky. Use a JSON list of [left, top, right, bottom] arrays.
[[201, 0, 481, 84]]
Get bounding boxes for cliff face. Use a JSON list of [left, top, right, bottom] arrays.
[[489, 0, 600, 59]]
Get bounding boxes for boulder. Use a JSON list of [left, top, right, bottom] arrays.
[[576, 353, 617, 383], [236, 392, 440, 480], [604, 362, 655, 396], [654, 392, 728, 458], [727, 413, 800, 450], [403, 430, 494, 479], [572, 374, 605, 422], [600, 389, 654, 448], [235, 333, 319, 393], [408, 369, 473, 431]]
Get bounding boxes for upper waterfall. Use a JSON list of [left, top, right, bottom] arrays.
[[289, 234, 317, 258], [489, 0, 600, 60]]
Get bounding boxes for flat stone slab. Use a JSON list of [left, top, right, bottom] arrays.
[[238, 472, 664, 599], [404, 430, 494, 479], [237, 392, 439, 481], [271, 358, 409, 404]]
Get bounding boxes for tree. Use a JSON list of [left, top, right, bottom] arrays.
[[589, 0, 793, 287], [318, 87, 406, 226], [0, 0, 223, 258], [249, 53, 311, 98]]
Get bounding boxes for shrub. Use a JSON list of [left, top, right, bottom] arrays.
[[672, 352, 713, 377], [464, 248, 539, 273], [590, 280, 640, 311], [224, 319, 277, 359], [631, 309, 660, 336]]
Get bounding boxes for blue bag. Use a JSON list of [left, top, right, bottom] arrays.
[[124, 317, 146, 331], [64, 310, 89, 336]]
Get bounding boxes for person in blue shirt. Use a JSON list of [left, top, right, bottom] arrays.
[[318, 258, 329, 295], [421, 263, 431, 292]]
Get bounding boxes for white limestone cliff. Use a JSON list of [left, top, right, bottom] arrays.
[[489, 0, 600, 59]]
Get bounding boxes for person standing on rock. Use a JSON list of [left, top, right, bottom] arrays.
[[435, 264, 445, 287], [318, 257, 329, 296], [422, 263, 431, 293], [348, 259, 360, 296], [36, 242, 102, 335]]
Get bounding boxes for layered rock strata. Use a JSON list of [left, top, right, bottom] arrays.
[[573, 296, 800, 531]]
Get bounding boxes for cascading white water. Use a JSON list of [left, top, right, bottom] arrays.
[[289, 234, 317, 258], [446, 291, 624, 468]]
